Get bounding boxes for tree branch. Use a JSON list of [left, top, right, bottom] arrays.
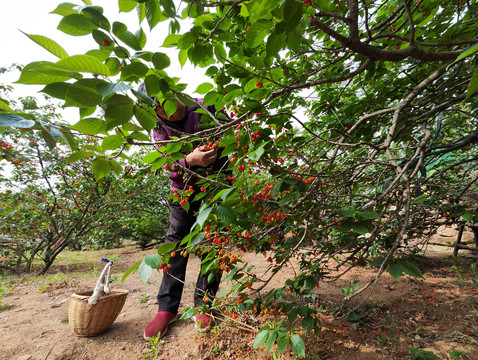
[[307, 15, 462, 61]]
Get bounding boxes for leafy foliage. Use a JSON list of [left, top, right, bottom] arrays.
[[2, 0, 477, 356]]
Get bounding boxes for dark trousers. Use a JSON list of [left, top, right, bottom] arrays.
[[157, 197, 221, 313]]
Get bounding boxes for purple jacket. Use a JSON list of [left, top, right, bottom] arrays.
[[152, 101, 230, 190]]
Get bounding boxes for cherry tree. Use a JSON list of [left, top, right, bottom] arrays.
[[1, 0, 477, 356]]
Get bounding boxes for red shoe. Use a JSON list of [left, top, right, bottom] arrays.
[[192, 312, 215, 332], [144, 311, 177, 340]]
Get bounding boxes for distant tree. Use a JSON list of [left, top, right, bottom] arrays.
[[0, 90, 169, 273]]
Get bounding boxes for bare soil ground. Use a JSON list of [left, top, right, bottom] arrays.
[[1, 225, 477, 360]]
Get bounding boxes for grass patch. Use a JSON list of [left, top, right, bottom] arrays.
[[0, 276, 14, 311]]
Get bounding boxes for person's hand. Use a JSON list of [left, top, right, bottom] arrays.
[[186, 147, 217, 167]]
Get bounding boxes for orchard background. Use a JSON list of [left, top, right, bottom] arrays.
[[0, 0, 477, 358]]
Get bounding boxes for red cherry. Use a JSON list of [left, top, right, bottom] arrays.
[[102, 39, 111, 47], [256, 81, 263, 87], [304, 0, 312, 4]]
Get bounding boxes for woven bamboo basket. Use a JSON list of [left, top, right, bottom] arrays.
[[68, 289, 128, 337]]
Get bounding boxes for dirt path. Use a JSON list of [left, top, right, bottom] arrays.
[[1, 226, 477, 360]]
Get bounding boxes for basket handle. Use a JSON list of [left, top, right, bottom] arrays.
[[88, 258, 113, 305]]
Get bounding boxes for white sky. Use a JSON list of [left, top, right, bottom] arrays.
[[0, 0, 207, 121]]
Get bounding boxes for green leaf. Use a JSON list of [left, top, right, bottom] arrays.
[[190, 233, 204, 246], [151, 157, 167, 171], [248, 0, 280, 22], [144, 254, 162, 269], [110, 159, 123, 175], [302, 316, 314, 332], [203, 91, 219, 106], [138, 258, 154, 284], [60, 128, 78, 150], [160, 0, 176, 18], [417, 6, 439, 27], [158, 243, 177, 255], [144, 151, 162, 163], [41, 128, 57, 150], [455, 43, 478, 63], [97, 82, 132, 98], [112, 21, 142, 50], [289, 334, 305, 357], [340, 206, 357, 217], [408, 346, 438, 360], [16, 61, 79, 85], [465, 70, 478, 101], [245, 20, 272, 48], [0, 100, 13, 113], [276, 334, 289, 354], [121, 260, 141, 285], [22, 33, 69, 59], [41, 82, 70, 100], [123, 123, 146, 132], [57, 14, 97, 36], [247, 142, 268, 161], [80, 6, 110, 31], [152, 52, 171, 70], [71, 118, 106, 135], [450, 350, 469, 360], [266, 32, 285, 59], [279, 192, 300, 207], [253, 327, 270, 348], [209, 188, 230, 203], [162, 34, 181, 47], [195, 82, 214, 95], [145, 0, 164, 29], [119, 0, 137, 12], [266, 331, 277, 352], [163, 99, 178, 118], [158, 79, 171, 95], [51, 2, 77, 16], [284, 0, 303, 32], [128, 131, 150, 142], [65, 80, 103, 107], [346, 312, 365, 323], [102, 134, 124, 150], [286, 31, 302, 53], [66, 151, 96, 164], [297, 305, 308, 317], [399, 260, 424, 279], [178, 49, 188, 68], [92, 157, 112, 179], [134, 104, 157, 132], [461, 211, 478, 222], [359, 210, 380, 219], [0, 113, 35, 129], [197, 207, 213, 228], [105, 57, 121, 75], [388, 263, 403, 280], [188, 44, 207, 64], [105, 95, 134, 130], [388, 260, 424, 280], [181, 306, 198, 320], [120, 62, 148, 82], [214, 205, 237, 223], [351, 221, 368, 235], [56, 55, 110, 76], [165, 141, 182, 154]]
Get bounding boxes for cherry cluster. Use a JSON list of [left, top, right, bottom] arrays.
[[0, 141, 13, 149]]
